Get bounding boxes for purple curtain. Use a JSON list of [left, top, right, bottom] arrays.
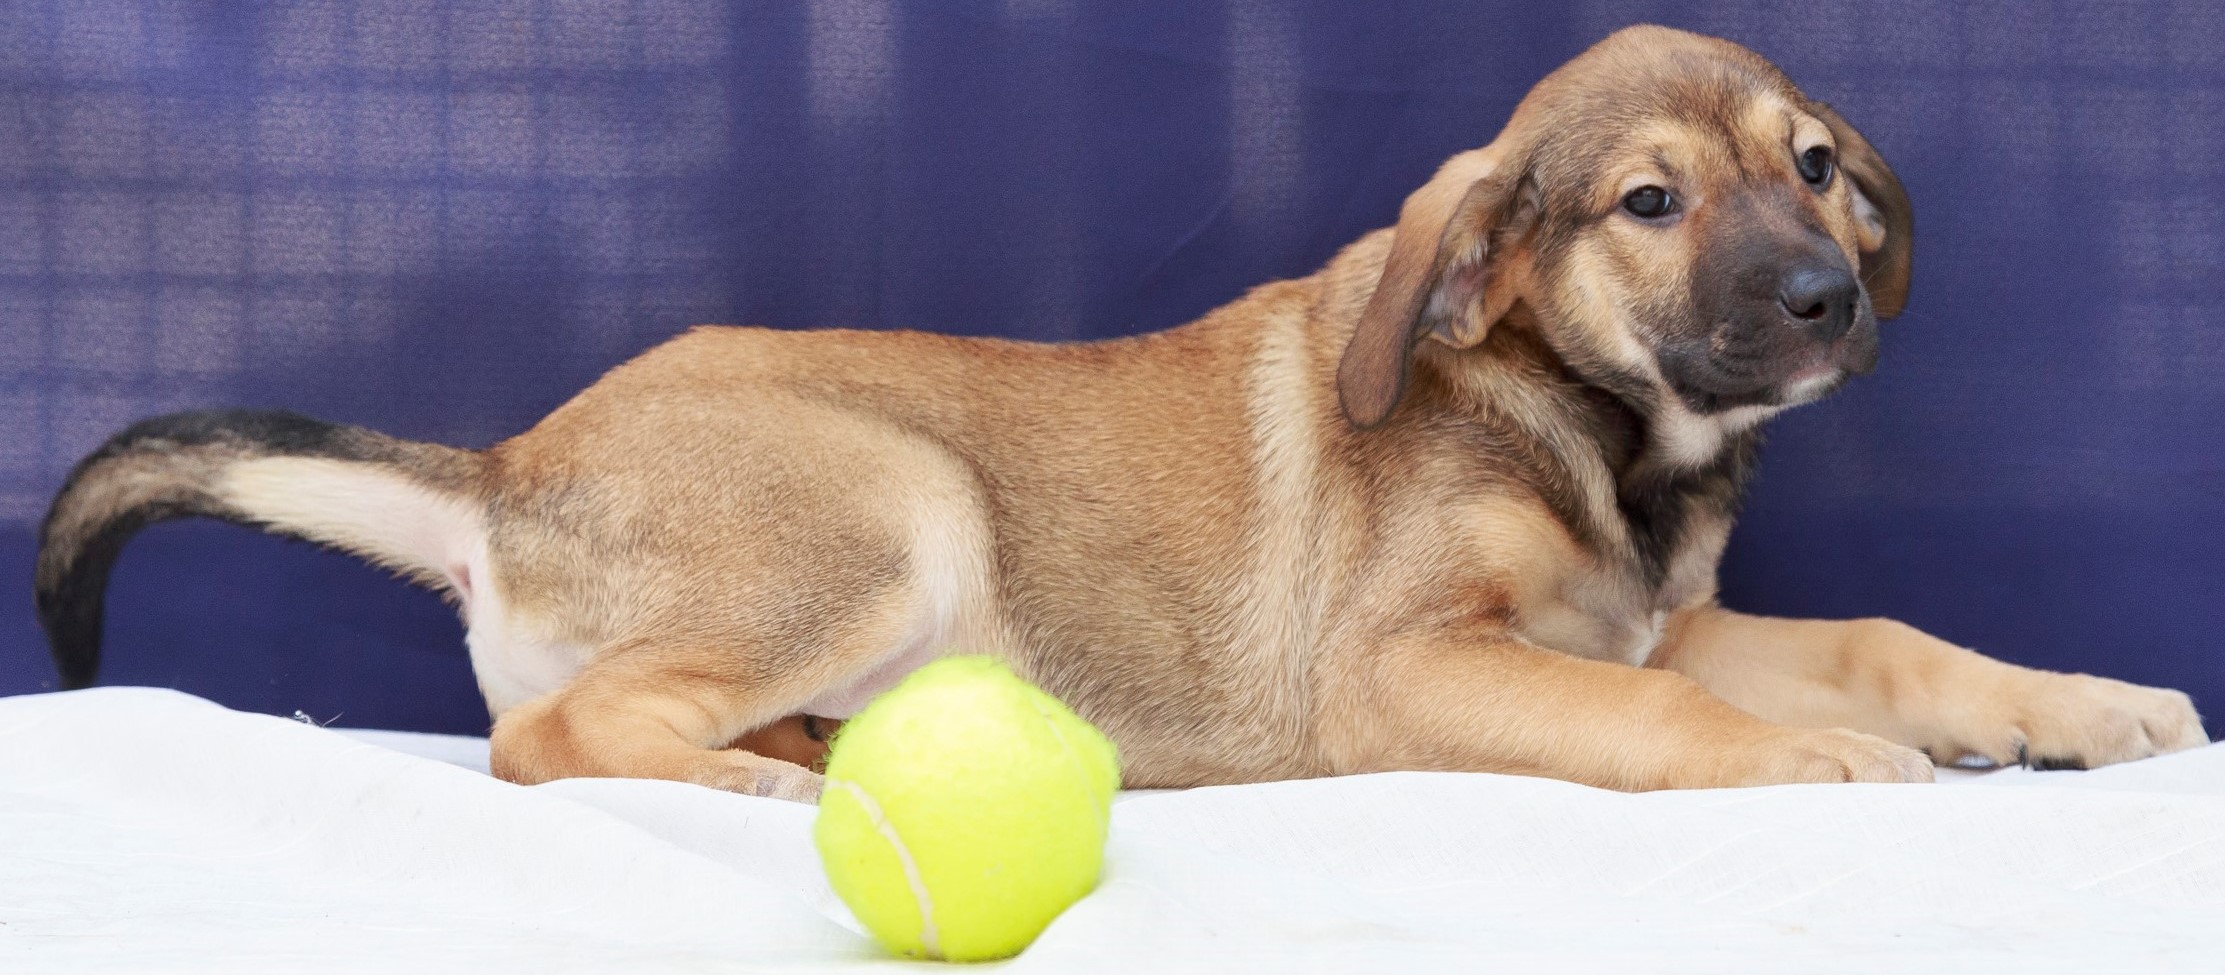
[[2, 1, 2219, 735]]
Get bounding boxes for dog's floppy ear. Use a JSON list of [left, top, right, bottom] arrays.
[[1337, 147, 1529, 429], [1810, 102, 1912, 319]]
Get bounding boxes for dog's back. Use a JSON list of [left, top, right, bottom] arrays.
[[476, 273, 1353, 784]]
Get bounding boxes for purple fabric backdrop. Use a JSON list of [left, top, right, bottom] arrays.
[[2, 1, 2220, 736]]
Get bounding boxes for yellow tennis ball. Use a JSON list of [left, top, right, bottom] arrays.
[[813, 656, 1119, 962]]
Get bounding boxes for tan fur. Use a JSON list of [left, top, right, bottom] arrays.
[[465, 26, 2205, 799], [1649, 610, 2206, 767], [220, 457, 481, 590], [78, 26, 2194, 799]]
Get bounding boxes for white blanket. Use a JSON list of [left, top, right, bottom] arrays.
[[1, 688, 2219, 973]]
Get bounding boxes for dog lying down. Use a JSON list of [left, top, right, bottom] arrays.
[[37, 26, 2204, 801]]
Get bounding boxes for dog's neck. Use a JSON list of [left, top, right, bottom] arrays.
[[1429, 312, 1764, 589], [1458, 310, 1761, 469]]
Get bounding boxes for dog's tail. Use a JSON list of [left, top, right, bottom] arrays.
[[35, 409, 489, 689]]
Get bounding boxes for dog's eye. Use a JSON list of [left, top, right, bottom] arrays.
[[1622, 186, 1675, 219], [1798, 146, 1835, 188]]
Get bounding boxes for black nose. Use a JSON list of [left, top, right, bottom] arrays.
[[1777, 265, 1859, 342]]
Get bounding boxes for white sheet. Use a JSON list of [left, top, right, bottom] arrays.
[[1, 687, 2219, 973]]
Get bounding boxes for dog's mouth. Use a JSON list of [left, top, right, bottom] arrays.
[[1776, 326, 1880, 402], [1656, 316, 1880, 413], [1777, 362, 1844, 401]]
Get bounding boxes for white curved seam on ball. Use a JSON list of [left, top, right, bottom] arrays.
[[830, 778, 941, 958], [1029, 698, 1109, 837]]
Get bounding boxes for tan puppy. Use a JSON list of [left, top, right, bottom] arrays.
[[38, 26, 2205, 801]]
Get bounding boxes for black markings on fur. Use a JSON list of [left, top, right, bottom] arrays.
[[1498, 320, 1758, 589], [35, 409, 410, 690], [37, 487, 220, 691], [1616, 429, 1759, 588], [1451, 319, 1759, 587], [2010, 740, 2087, 771], [96, 409, 379, 461]]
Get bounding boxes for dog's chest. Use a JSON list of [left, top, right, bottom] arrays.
[[1516, 486, 1734, 666], [1517, 576, 1673, 667]]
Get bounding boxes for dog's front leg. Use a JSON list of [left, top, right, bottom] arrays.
[[1328, 626, 1933, 790], [1649, 607, 2208, 770]]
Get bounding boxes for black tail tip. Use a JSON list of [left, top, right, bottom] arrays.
[[33, 406, 385, 693], [55, 659, 97, 692], [36, 580, 107, 691]]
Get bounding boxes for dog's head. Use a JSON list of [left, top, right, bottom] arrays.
[[1339, 25, 1912, 434]]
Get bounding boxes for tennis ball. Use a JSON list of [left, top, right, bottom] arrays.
[[813, 656, 1119, 962]]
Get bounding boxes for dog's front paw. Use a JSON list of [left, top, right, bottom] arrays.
[[1957, 672, 2208, 771], [1724, 727, 1935, 786]]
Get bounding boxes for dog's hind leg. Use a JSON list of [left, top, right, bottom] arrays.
[[488, 581, 933, 803], [490, 645, 830, 802], [478, 379, 1008, 801], [479, 461, 997, 800]]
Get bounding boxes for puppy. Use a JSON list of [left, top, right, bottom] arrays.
[[38, 26, 2204, 801]]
